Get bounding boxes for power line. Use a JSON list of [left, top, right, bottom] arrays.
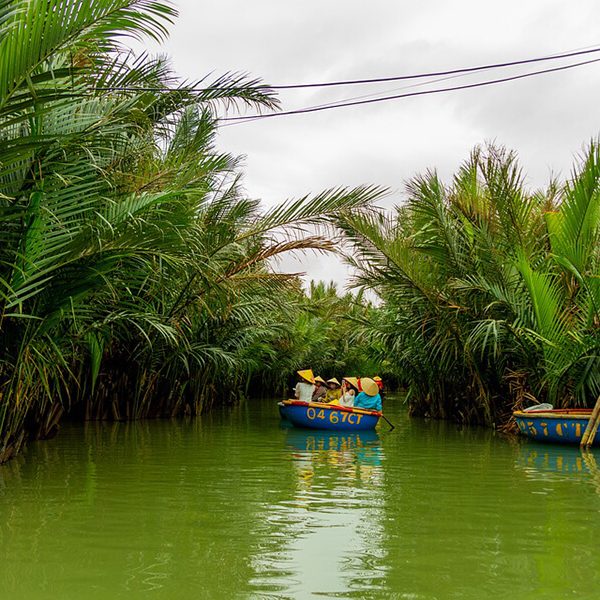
[[93, 45, 600, 94], [221, 46, 600, 125], [264, 45, 600, 90], [295, 42, 600, 112], [218, 56, 600, 125], [267, 71, 486, 116], [218, 70, 477, 128]]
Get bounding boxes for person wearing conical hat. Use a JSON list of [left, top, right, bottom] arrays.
[[312, 376, 327, 402], [294, 369, 315, 402], [353, 377, 382, 412], [324, 378, 342, 403], [373, 375, 385, 397], [332, 376, 359, 407]]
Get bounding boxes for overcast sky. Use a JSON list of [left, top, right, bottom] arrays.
[[145, 0, 600, 288]]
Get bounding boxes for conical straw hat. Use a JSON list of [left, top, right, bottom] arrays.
[[361, 377, 379, 397], [314, 376, 326, 384], [327, 378, 341, 387], [297, 369, 315, 384], [342, 377, 359, 389]]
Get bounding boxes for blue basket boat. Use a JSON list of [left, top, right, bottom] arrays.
[[513, 408, 598, 446], [278, 400, 381, 431]]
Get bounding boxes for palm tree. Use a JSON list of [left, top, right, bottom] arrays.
[[0, 0, 386, 462], [337, 144, 600, 426]]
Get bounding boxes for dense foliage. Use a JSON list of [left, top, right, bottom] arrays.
[[2, 1, 598, 467], [0, 0, 384, 462], [340, 145, 600, 426], [246, 280, 385, 396]]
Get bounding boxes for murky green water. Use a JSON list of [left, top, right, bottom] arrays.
[[1, 396, 599, 599]]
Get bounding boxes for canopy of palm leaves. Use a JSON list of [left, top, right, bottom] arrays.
[[338, 145, 600, 426], [0, 0, 385, 462]]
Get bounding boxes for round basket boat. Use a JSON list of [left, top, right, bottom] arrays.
[[278, 399, 381, 431], [513, 408, 599, 446]]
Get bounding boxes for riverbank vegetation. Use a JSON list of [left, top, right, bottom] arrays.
[[340, 145, 600, 426], [2, 1, 599, 464], [0, 0, 384, 462], [247, 280, 385, 396]]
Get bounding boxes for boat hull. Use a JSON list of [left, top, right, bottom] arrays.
[[513, 409, 599, 446], [278, 400, 381, 431]]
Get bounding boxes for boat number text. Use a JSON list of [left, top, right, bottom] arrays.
[[306, 407, 363, 425]]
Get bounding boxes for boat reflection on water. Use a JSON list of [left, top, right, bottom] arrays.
[[285, 428, 380, 453], [285, 429, 384, 491], [517, 443, 600, 486], [276, 426, 387, 595]]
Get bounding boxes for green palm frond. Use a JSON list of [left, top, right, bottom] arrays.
[[338, 143, 600, 424]]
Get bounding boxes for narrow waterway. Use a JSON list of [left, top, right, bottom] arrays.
[[1, 395, 599, 599]]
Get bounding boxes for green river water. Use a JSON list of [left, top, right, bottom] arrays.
[[1, 395, 599, 599]]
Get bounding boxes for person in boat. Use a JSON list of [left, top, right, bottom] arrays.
[[335, 377, 360, 407], [324, 378, 342, 403], [373, 376, 384, 398], [312, 376, 327, 402], [353, 377, 383, 412], [294, 370, 315, 402]]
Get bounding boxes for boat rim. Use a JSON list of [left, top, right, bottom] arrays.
[[279, 399, 381, 417], [513, 408, 592, 420]]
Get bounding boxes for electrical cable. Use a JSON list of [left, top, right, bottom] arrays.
[[91, 45, 600, 94], [218, 56, 600, 125], [295, 42, 600, 112], [265, 45, 600, 90]]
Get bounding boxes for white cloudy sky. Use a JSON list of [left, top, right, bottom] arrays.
[[143, 0, 600, 287]]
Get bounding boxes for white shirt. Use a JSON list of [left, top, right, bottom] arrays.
[[338, 391, 355, 407], [294, 382, 315, 402]]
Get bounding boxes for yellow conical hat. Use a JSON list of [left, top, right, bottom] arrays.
[[361, 377, 379, 397], [314, 376, 326, 384], [297, 369, 315, 383], [342, 377, 359, 389], [327, 378, 341, 387]]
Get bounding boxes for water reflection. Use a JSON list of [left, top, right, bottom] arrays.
[[516, 442, 600, 476], [285, 428, 380, 452], [285, 429, 383, 490], [516, 442, 600, 496], [4, 402, 600, 598], [255, 428, 388, 598]]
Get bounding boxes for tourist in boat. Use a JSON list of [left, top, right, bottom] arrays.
[[373, 376, 385, 397], [324, 378, 342, 403], [312, 376, 327, 402], [294, 370, 315, 402], [336, 377, 360, 407], [353, 377, 383, 411]]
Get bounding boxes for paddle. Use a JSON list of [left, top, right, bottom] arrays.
[[380, 413, 396, 431], [364, 377, 395, 431], [370, 378, 395, 431]]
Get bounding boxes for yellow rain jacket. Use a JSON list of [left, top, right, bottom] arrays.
[[325, 388, 342, 403]]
